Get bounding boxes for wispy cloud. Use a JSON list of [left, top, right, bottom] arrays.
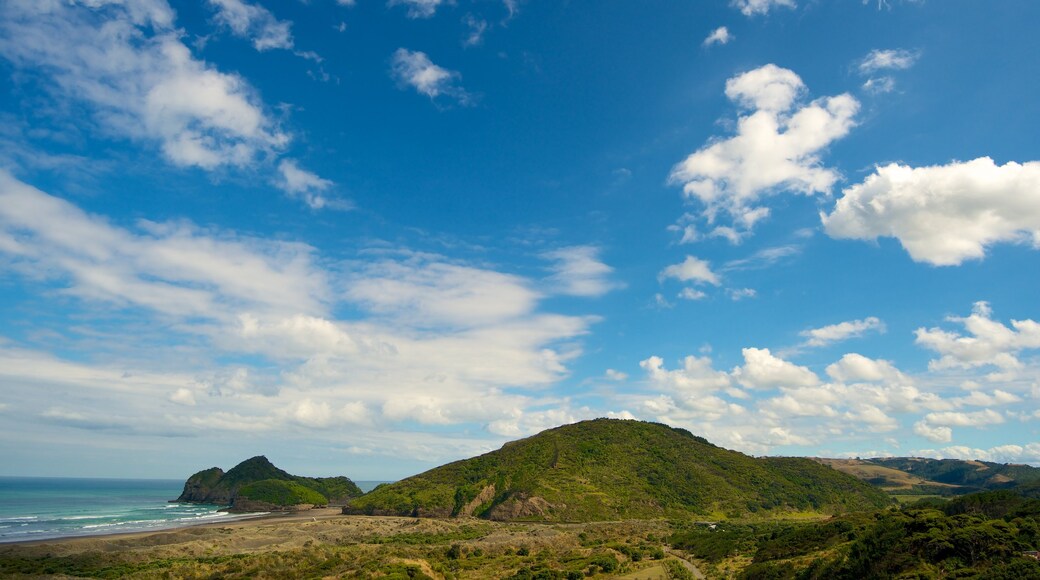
[[800, 317, 885, 348], [703, 26, 733, 47], [390, 48, 473, 105]]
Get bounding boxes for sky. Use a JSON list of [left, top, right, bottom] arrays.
[[0, 0, 1038, 480]]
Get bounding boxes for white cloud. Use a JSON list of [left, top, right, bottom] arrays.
[[169, 388, 197, 406], [723, 245, 801, 270], [604, 369, 628, 381], [826, 353, 905, 383], [208, 0, 294, 51], [703, 26, 732, 47], [731, 0, 796, 16], [670, 64, 858, 232], [462, 14, 487, 47], [641, 355, 732, 395], [390, 48, 472, 105], [0, 1, 290, 170], [0, 174, 598, 444], [862, 76, 896, 95], [277, 160, 344, 210], [487, 408, 581, 437], [954, 389, 1022, 407], [726, 288, 756, 301], [800, 316, 885, 348], [678, 288, 707, 301], [915, 301, 1040, 373], [345, 258, 541, 328], [542, 246, 618, 297], [913, 443, 1040, 463], [659, 256, 720, 286], [388, 0, 447, 19], [858, 48, 919, 74], [823, 157, 1040, 265], [921, 409, 1005, 428], [0, 171, 328, 319], [844, 405, 898, 432], [732, 347, 820, 390], [913, 421, 952, 443]]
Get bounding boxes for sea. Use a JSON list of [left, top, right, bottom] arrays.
[[0, 477, 389, 544]]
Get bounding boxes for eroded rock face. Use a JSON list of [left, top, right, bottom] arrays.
[[175, 467, 226, 503], [459, 484, 496, 517], [486, 493, 557, 521]]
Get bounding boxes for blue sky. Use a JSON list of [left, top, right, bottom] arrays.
[[1, 0, 1038, 480]]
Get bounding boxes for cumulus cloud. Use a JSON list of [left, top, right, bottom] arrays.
[[823, 158, 1040, 265], [703, 26, 732, 47], [800, 316, 885, 348], [826, 353, 905, 383], [913, 443, 1040, 463], [542, 246, 618, 297], [670, 64, 858, 232], [915, 301, 1040, 373], [390, 48, 472, 105], [208, 0, 294, 51], [0, 1, 289, 169], [641, 355, 733, 395], [913, 421, 952, 443], [659, 256, 720, 286], [388, 0, 447, 19], [732, 348, 820, 390], [731, 0, 796, 16]]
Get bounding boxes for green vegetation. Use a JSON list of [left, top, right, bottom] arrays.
[[0, 518, 683, 579], [347, 419, 890, 522], [174, 455, 362, 508], [237, 479, 328, 507], [668, 489, 1040, 579]]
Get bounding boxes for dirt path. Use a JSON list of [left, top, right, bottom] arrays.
[[664, 548, 706, 579]]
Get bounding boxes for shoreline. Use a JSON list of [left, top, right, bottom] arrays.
[[0, 507, 340, 547]]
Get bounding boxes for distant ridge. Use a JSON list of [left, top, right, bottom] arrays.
[[345, 419, 890, 521], [175, 456, 362, 510], [818, 456, 1040, 495]]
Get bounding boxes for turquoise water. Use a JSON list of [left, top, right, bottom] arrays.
[[0, 477, 256, 543]]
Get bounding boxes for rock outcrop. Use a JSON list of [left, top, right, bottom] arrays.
[[173, 455, 361, 512]]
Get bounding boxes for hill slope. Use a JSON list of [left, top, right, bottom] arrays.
[[345, 419, 890, 521], [816, 457, 1040, 496], [175, 456, 363, 507]]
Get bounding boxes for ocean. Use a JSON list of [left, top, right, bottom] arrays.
[[0, 477, 256, 543], [0, 477, 392, 543]]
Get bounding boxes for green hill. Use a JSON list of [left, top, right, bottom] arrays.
[[237, 479, 329, 508], [174, 456, 362, 507], [345, 419, 890, 521]]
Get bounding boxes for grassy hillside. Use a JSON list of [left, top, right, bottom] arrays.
[[813, 458, 962, 495], [346, 419, 890, 522], [238, 480, 329, 507]]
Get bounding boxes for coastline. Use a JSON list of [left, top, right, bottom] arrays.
[[0, 507, 341, 547]]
